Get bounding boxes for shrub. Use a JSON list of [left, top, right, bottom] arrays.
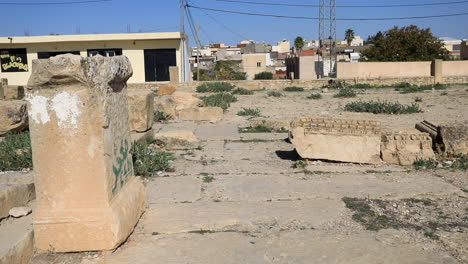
[[344, 100, 423, 114], [267, 91, 284, 97], [231, 88, 254, 95], [239, 125, 272, 133], [307, 93, 322, 100], [322, 80, 347, 89], [414, 97, 423, 102], [395, 83, 447, 94], [200, 93, 238, 111], [334, 87, 357, 98], [196, 82, 236, 93], [154, 111, 171, 122], [284, 86, 305, 92], [292, 160, 307, 168], [413, 159, 438, 170], [237, 108, 261, 117], [254, 71, 273, 80], [451, 154, 468, 170], [0, 132, 33, 171], [131, 137, 175, 177]]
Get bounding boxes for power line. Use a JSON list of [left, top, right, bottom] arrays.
[[187, 4, 468, 21], [0, 0, 111, 5], [214, 0, 468, 8]]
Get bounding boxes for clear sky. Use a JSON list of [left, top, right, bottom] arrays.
[[2, 0, 467, 46]]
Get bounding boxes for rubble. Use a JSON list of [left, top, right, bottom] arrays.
[[381, 132, 435, 165]]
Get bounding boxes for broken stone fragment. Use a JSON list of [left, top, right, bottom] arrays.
[[0, 100, 28, 136], [153, 131, 200, 150], [127, 90, 154, 133], [9, 207, 32, 218], [380, 132, 435, 166]]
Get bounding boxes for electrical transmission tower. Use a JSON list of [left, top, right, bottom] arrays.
[[318, 0, 336, 78]]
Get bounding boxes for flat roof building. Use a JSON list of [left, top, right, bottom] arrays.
[[0, 32, 190, 85]]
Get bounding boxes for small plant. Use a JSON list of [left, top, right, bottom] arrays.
[[334, 87, 356, 98], [237, 108, 261, 117], [344, 100, 423, 114], [292, 160, 307, 168], [348, 83, 373, 89], [0, 131, 33, 171], [424, 231, 439, 240], [231, 88, 254, 95], [323, 80, 347, 89], [395, 83, 447, 94], [440, 92, 448, 96], [451, 154, 468, 170], [239, 125, 272, 133], [154, 111, 171, 122], [196, 82, 236, 93], [200, 93, 238, 111], [267, 91, 284, 97], [203, 175, 215, 183], [189, 229, 216, 235], [132, 137, 175, 177], [283, 86, 305, 92], [254, 71, 273, 80], [414, 97, 423, 102], [413, 159, 438, 170], [307, 93, 322, 100]]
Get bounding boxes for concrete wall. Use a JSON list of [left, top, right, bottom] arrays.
[[442, 61, 468, 76], [337, 61, 432, 79], [242, 54, 272, 80], [0, 39, 182, 85], [299, 57, 317, 80]]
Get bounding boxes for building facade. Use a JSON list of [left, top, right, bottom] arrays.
[[0, 32, 190, 85]]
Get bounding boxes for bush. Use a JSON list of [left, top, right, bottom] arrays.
[[413, 159, 438, 170], [231, 88, 254, 95], [322, 80, 347, 89], [131, 137, 175, 177], [344, 100, 423, 114], [334, 87, 357, 98], [307, 93, 322, 100], [239, 125, 272, 133], [200, 93, 238, 111], [284, 86, 305, 92], [196, 82, 236, 93], [237, 108, 261, 117], [395, 83, 447, 94], [254, 71, 273, 80], [414, 97, 423, 102], [267, 91, 284, 97], [0, 132, 33, 171], [451, 154, 468, 171]]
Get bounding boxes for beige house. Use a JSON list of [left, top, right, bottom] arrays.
[[0, 32, 190, 85], [242, 53, 275, 80]]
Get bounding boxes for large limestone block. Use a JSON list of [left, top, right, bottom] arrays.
[[157, 85, 176, 96], [127, 90, 154, 132], [381, 132, 435, 165], [290, 117, 382, 164], [26, 54, 147, 252], [154, 130, 200, 150], [439, 122, 468, 155], [154, 96, 176, 119], [0, 100, 28, 136], [172, 91, 203, 111], [178, 107, 223, 121]]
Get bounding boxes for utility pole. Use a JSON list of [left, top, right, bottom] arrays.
[[180, 0, 186, 82], [318, 0, 326, 78], [329, 0, 336, 77], [318, 0, 336, 78], [196, 21, 200, 82]]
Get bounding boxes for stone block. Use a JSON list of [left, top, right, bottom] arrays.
[[157, 85, 176, 96], [439, 122, 468, 155], [0, 183, 35, 220], [172, 91, 203, 111], [0, 82, 4, 100], [26, 54, 147, 252], [178, 107, 223, 121], [381, 132, 435, 165], [154, 96, 176, 119], [127, 90, 154, 132], [4, 86, 25, 100], [289, 117, 382, 164], [153, 130, 200, 150], [0, 100, 28, 136], [169, 66, 179, 84]]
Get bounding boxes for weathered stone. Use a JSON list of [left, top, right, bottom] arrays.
[[0, 183, 35, 220], [438, 122, 468, 155], [9, 207, 32, 218], [0, 82, 4, 100], [173, 91, 203, 111], [381, 132, 435, 166], [157, 84, 176, 96], [154, 96, 176, 120], [289, 117, 382, 164], [0, 100, 28, 136], [178, 107, 223, 121], [169, 66, 179, 84], [26, 54, 147, 252], [0, 215, 34, 264], [153, 130, 200, 150], [127, 90, 154, 132], [4, 86, 25, 100]]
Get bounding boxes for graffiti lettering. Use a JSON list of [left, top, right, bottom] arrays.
[[111, 139, 133, 195]]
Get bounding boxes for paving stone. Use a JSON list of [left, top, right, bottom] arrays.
[[195, 122, 241, 141], [0, 215, 34, 264], [146, 177, 202, 204], [0, 184, 35, 220]]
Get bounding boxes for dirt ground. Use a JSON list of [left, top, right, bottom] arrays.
[[30, 85, 468, 264]]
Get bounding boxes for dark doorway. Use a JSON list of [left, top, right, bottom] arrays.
[[144, 49, 176, 82]]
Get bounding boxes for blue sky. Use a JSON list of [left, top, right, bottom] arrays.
[[2, 0, 467, 46]]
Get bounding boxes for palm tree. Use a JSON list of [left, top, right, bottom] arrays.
[[294, 36, 305, 54], [345, 29, 355, 46]]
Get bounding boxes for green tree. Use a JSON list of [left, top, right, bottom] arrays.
[[345, 29, 355, 46], [294, 36, 305, 53], [361, 25, 449, 62]]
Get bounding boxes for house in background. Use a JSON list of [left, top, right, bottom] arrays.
[[461, 41, 468, 60], [242, 53, 275, 80], [440, 37, 462, 59], [272, 40, 291, 54], [0, 32, 190, 85]]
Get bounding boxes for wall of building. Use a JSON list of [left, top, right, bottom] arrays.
[[242, 54, 274, 80], [337, 61, 432, 79], [461, 41, 468, 60], [0, 39, 181, 85], [299, 57, 317, 80]]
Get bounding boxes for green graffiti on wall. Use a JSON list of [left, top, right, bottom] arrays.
[[112, 139, 133, 195]]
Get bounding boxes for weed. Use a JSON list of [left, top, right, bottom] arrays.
[[441, 92, 448, 96], [231, 88, 254, 95], [366, 170, 393, 174], [152, 232, 160, 236], [196, 82, 236, 93], [307, 93, 322, 100], [334, 87, 357, 98], [323, 80, 347, 89], [292, 160, 307, 169], [237, 108, 261, 117], [0, 132, 33, 171], [396, 83, 447, 94], [154, 110, 171, 122], [413, 159, 438, 170], [424, 232, 439, 240], [303, 170, 331, 175], [200, 93, 238, 111], [203, 175, 215, 183], [189, 230, 216, 235], [267, 91, 284, 97], [462, 188, 468, 193], [239, 125, 272, 133], [450, 154, 468, 171], [283, 86, 305, 92], [414, 97, 423, 102], [344, 100, 423, 114], [348, 83, 373, 89], [132, 137, 175, 177]]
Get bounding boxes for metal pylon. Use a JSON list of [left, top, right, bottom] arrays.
[[318, 0, 336, 77]]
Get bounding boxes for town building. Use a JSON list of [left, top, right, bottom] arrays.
[[272, 40, 291, 54], [440, 37, 462, 59], [0, 32, 190, 85], [241, 53, 275, 80]]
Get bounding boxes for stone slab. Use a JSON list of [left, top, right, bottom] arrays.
[[194, 122, 240, 141], [439, 122, 468, 155], [141, 200, 345, 234], [0, 183, 35, 220], [146, 177, 202, 204], [178, 107, 223, 121], [0, 215, 34, 264]]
